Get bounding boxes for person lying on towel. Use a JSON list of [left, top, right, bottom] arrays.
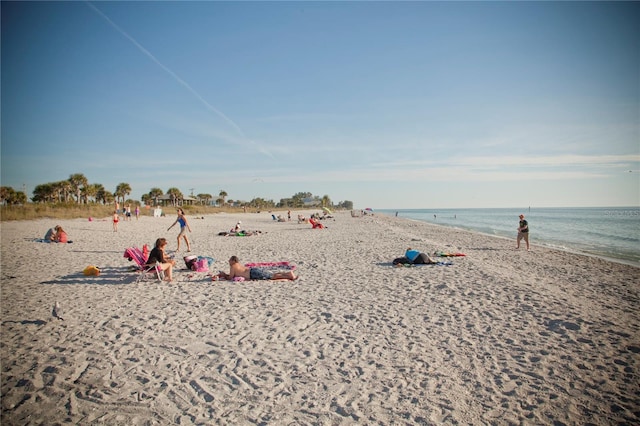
[[392, 248, 438, 266], [218, 255, 297, 281]]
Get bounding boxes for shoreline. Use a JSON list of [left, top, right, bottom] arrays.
[[2, 211, 639, 424], [398, 216, 640, 268], [378, 208, 640, 268]]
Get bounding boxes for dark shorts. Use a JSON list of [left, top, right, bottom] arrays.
[[249, 268, 273, 280]]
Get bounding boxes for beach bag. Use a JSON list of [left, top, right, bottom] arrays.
[[194, 258, 209, 272], [83, 265, 101, 276], [184, 255, 198, 270]]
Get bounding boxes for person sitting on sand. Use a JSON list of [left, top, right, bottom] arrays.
[[44, 227, 57, 242], [218, 255, 297, 281], [53, 225, 68, 243], [146, 238, 176, 282], [392, 248, 438, 266], [309, 218, 324, 229]]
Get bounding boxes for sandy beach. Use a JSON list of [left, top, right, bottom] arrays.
[[1, 210, 639, 425]]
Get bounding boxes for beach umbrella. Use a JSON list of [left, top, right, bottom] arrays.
[[365, 207, 373, 211], [322, 207, 332, 214]]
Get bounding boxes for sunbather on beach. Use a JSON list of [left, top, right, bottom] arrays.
[[392, 248, 438, 266], [146, 238, 176, 282], [219, 255, 297, 281]]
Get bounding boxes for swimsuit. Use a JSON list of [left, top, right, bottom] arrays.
[[249, 268, 273, 280]]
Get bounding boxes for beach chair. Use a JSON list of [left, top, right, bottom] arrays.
[[309, 218, 324, 229], [123, 247, 164, 282]]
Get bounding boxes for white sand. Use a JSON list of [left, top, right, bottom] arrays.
[[1, 211, 639, 425]]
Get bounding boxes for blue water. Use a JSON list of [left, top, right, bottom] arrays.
[[377, 207, 640, 266]]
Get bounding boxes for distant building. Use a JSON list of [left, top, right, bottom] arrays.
[[302, 197, 321, 207], [156, 194, 198, 206]]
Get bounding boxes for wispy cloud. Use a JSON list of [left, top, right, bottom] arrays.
[[85, 1, 274, 159], [372, 154, 640, 169]]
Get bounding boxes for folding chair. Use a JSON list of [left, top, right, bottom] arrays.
[[123, 247, 164, 282]]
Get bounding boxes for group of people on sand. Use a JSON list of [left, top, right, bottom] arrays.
[[144, 208, 296, 283], [44, 225, 68, 243], [113, 203, 142, 232], [392, 214, 531, 265], [144, 239, 297, 283]]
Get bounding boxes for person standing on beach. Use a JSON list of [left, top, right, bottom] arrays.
[[516, 214, 530, 251], [135, 205, 140, 220], [168, 208, 192, 252], [113, 210, 119, 232]]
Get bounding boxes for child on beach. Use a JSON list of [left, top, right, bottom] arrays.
[[168, 208, 192, 252], [113, 210, 119, 232]]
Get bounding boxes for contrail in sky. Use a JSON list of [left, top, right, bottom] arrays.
[[86, 1, 246, 139]]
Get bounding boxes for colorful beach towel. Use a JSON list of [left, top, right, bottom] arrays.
[[395, 261, 453, 267], [34, 239, 73, 244], [433, 251, 466, 257]]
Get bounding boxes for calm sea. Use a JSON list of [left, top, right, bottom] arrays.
[[377, 207, 640, 266]]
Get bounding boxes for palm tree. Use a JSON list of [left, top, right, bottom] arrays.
[[0, 186, 11, 204], [322, 195, 332, 208], [148, 188, 163, 206], [103, 191, 115, 205], [68, 173, 88, 203], [219, 190, 228, 206], [115, 183, 132, 205], [197, 193, 212, 205], [82, 183, 101, 204], [95, 184, 108, 204], [166, 187, 182, 206], [12, 190, 27, 205], [53, 180, 72, 203], [32, 183, 53, 203]]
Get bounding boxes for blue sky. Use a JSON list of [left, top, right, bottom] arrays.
[[2, 1, 638, 209]]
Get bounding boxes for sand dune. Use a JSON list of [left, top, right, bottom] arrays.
[[1, 211, 639, 425]]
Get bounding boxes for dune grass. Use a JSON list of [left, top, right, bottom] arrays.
[[0, 204, 278, 221]]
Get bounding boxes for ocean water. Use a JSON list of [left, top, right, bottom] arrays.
[[377, 207, 640, 266]]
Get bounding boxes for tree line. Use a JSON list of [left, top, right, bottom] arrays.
[[0, 173, 353, 210]]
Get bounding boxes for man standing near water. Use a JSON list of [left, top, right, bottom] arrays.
[[516, 214, 530, 251]]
